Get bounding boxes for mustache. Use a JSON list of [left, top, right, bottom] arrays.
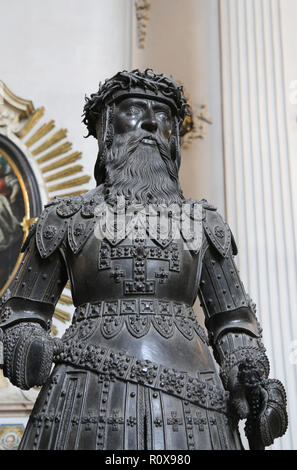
[[110, 129, 171, 160], [108, 129, 178, 186]]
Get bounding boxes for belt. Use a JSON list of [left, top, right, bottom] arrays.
[[72, 299, 209, 343], [54, 341, 229, 414]]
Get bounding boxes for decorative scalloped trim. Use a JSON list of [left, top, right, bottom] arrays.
[[203, 209, 232, 258]]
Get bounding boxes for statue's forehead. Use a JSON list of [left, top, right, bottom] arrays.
[[105, 85, 178, 114], [116, 96, 172, 109]]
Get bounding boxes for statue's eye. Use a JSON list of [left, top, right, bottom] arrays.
[[156, 111, 169, 120], [126, 106, 142, 116], [154, 106, 170, 120]]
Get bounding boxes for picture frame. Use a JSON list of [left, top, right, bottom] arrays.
[[0, 134, 42, 296], [0, 418, 28, 450]]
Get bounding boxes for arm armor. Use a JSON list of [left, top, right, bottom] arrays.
[[0, 222, 68, 331], [198, 203, 288, 446], [198, 205, 269, 387], [0, 221, 67, 389]]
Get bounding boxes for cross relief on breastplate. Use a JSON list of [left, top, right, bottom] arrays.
[[98, 237, 181, 295]]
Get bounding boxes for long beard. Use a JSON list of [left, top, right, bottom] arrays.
[[103, 130, 184, 206]]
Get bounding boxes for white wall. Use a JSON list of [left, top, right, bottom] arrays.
[[132, 0, 225, 213], [0, 0, 133, 185]]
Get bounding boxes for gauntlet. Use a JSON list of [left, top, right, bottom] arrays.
[[215, 331, 288, 448], [3, 322, 63, 390]]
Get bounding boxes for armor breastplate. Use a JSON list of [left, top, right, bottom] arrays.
[[34, 193, 219, 376], [66, 233, 201, 306], [60, 226, 218, 377]]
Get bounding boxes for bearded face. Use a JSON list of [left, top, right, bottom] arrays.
[[97, 97, 184, 206], [103, 129, 184, 206]]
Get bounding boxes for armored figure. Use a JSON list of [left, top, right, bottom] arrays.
[[0, 70, 288, 450]]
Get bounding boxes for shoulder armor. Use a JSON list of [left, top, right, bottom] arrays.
[[36, 197, 72, 259], [68, 187, 111, 253], [80, 188, 104, 218], [199, 198, 217, 211], [36, 190, 105, 258], [21, 221, 37, 253], [202, 206, 232, 258], [55, 195, 83, 218], [68, 211, 97, 254], [231, 231, 238, 255]]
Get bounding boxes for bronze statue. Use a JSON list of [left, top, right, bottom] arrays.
[[0, 70, 288, 450]]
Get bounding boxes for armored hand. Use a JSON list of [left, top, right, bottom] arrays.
[[216, 332, 288, 449], [2, 322, 63, 390], [237, 359, 288, 449]]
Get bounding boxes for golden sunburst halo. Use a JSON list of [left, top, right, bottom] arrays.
[[0, 81, 91, 335]]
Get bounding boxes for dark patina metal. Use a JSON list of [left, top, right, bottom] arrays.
[[0, 70, 288, 450]]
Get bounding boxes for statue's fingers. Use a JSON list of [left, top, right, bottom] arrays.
[[231, 385, 250, 419], [232, 396, 250, 419]]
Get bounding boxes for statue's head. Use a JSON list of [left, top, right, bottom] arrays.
[[83, 69, 191, 204]]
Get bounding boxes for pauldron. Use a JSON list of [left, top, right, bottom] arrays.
[[202, 202, 235, 258], [35, 192, 103, 259]]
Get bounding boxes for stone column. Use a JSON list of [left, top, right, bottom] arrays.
[[219, 0, 297, 450]]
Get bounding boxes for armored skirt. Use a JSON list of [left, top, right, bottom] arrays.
[[19, 300, 243, 451]]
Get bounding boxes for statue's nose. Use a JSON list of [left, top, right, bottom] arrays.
[[141, 109, 158, 133]]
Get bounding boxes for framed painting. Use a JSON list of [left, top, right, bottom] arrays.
[[0, 134, 42, 296], [0, 423, 25, 450]]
